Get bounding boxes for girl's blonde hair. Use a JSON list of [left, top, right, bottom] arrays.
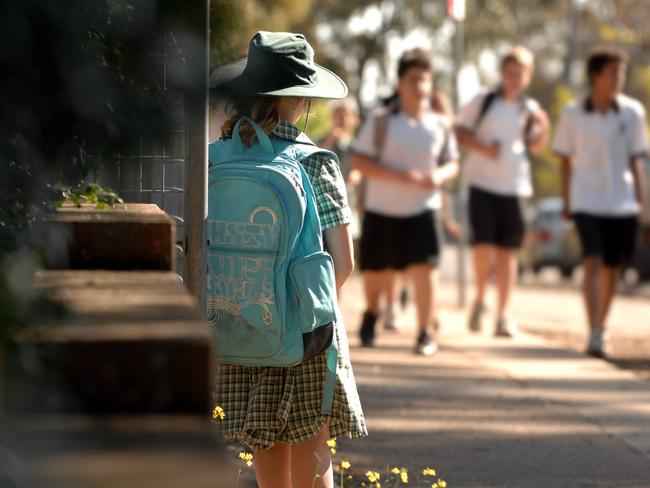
[[500, 45, 535, 71], [221, 96, 283, 146]]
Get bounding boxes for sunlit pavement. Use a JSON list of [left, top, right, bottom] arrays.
[[337, 271, 650, 488]]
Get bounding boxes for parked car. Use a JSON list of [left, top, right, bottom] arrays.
[[519, 197, 581, 279]]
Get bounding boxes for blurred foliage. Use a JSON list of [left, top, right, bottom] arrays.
[[4, 0, 650, 254], [0, 0, 197, 257], [52, 183, 124, 209], [212, 0, 650, 199]]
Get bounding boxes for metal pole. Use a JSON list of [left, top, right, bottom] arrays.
[[452, 19, 467, 309], [563, 0, 580, 87], [184, 0, 209, 313]]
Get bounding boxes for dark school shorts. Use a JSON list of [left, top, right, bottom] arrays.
[[572, 212, 638, 267], [360, 209, 442, 271], [469, 186, 526, 249]]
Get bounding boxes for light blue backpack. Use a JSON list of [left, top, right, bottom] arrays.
[[207, 117, 339, 412]]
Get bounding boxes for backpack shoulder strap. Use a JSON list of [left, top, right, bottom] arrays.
[[473, 90, 499, 132], [520, 96, 536, 141], [372, 105, 397, 161], [274, 138, 340, 166], [271, 138, 340, 414]]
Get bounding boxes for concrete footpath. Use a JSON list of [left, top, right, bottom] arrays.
[[336, 275, 650, 488]]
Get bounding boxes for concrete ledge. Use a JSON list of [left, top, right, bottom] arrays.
[[43, 203, 176, 271]]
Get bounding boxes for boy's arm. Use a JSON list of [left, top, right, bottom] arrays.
[[526, 108, 550, 156], [454, 126, 500, 159], [630, 155, 647, 209], [351, 151, 435, 188], [559, 155, 572, 220], [433, 160, 460, 186]]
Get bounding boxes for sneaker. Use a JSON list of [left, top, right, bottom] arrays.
[[415, 330, 438, 356], [400, 288, 410, 309], [468, 302, 485, 333], [359, 311, 377, 347], [384, 314, 399, 331], [495, 317, 517, 338], [587, 328, 610, 358]]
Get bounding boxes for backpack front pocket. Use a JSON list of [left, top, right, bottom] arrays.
[[289, 251, 337, 334]]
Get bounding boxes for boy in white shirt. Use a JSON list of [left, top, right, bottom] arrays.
[[455, 46, 550, 337], [553, 46, 648, 358], [351, 49, 460, 355]]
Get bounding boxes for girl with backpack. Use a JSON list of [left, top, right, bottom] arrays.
[[209, 32, 366, 488]]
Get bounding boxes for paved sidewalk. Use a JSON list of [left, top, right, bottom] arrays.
[[337, 275, 650, 488]]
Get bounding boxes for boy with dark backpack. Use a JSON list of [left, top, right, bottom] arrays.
[[455, 46, 549, 337], [351, 48, 460, 356], [553, 46, 648, 358]]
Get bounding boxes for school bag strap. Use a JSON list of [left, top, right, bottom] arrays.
[[230, 116, 275, 154], [472, 90, 499, 132], [472, 88, 535, 142], [272, 137, 340, 414], [372, 104, 399, 161]]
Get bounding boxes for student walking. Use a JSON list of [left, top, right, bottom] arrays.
[[351, 48, 460, 355], [553, 46, 648, 358], [455, 46, 550, 337], [209, 32, 366, 488]]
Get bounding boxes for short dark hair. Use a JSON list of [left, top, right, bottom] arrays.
[[397, 48, 432, 78], [587, 46, 629, 81]]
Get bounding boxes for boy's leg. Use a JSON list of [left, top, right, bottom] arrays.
[[581, 256, 601, 330], [384, 270, 400, 330], [290, 425, 333, 488], [472, 244, 493, 307], [363, 270, 388, 315], [359, 269, 391, 346], [468, 187, 499, 332], [598, 265, 618, 328], [596, 215, 637, 333], [575, 214, 602, 331], [255, 442, 292, 488], [407, 263, 437, 334], [493, 193, 525, 336], [494, 247, 518, 334]]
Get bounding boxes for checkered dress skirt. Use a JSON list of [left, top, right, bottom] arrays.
[[213, 121, 367, 451]]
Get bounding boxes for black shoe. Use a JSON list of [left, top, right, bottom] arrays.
[[415, 330, 438, 356], [359, 311, 377, 347], [400, 288, 410, 309]]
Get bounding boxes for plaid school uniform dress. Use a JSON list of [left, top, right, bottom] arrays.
[[214, 121, 367, 451]]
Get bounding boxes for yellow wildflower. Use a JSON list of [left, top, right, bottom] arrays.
[[391, 467, 401, 474], [438, 480, 447, 487], [238, 451, 253, 467], [366, 471, 381, 483], [327, 438, 337, 455], [212, 405, 225, 420], [341, 461, 351, 470], [400, 468, 408, 483], [422, 468, 437, 477]]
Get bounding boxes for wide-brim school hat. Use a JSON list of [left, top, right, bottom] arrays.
[[210, 31, 348, 99]]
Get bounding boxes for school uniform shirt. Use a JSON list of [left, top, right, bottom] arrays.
[[552, 94, 649, 216], [351, 110, 459, 218], [456, 90, 542, 198]]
